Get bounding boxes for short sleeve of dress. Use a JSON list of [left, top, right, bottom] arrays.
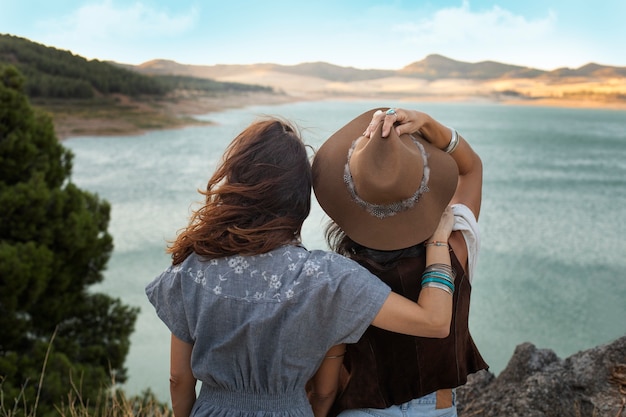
[[307, 251, 392, 345], [145, 267, 194, 344]]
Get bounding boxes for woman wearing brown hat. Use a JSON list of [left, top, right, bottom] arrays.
[[311, 108, 488, 417], [145, 116, 460, 417]]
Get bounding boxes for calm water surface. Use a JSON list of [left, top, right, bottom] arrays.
[[64, 100, 626, 400]]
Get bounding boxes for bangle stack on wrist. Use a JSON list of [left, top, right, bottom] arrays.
[[444, 127, 459, 154], [421, 263, 456, 295]]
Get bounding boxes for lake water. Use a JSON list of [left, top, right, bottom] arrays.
[[64, 99, 626, 401]]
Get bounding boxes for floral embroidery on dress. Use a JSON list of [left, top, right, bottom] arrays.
[[212, 274, 227, 295], [194, 270, 206, 285], [303, 260, 321, 277], [228, 256, 250, 274], [179, 246, 329, 302], [267, 274, 282, 289]]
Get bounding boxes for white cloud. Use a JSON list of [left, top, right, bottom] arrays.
[[39, 0, 198, 45], [391, 1, 559, 67]]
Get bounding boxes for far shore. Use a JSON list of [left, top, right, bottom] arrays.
[[49, 86, 626, 140]]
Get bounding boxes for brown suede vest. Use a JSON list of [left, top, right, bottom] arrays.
[[329, 247, 488, 416]]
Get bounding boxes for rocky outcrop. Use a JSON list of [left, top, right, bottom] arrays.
[[457, 335, 626, 417]]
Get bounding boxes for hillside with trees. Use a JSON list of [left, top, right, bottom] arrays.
[[0, 34, 274, 100], [0, 34, 167, 99], [0, 34, 278, 138]]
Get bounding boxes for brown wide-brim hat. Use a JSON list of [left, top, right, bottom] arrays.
[[312, 108, 459, 250]]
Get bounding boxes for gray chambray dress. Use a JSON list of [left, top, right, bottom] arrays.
[[145, 244, 391, 417]]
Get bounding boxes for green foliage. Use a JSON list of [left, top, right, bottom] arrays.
[[0, 65, 139, 417], [0, 34, 276, 102], [0, 34, 167, 98]]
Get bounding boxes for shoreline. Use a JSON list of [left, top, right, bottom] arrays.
[[50, 92, 303, 140], [52, 91, 626, 140]]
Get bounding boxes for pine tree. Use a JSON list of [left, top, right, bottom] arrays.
[[0, 65, 139, 416]]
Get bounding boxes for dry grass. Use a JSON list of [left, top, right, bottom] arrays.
[[51, 389, 171, 417], [0, 329, 172, 417], [1, 374, 171, 417]]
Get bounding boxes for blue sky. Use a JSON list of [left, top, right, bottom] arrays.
[[2, 0, 625, 71]]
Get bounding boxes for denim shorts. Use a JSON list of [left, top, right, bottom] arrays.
[[336, 390, 457, 417]]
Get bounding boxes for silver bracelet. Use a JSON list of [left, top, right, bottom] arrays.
[[421, 281, 454, 295], [444, 127, 459, 154]]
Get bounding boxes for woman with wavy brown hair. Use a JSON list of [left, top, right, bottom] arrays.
[[146, 116, 457, 417], [168, 119, 312, 264]]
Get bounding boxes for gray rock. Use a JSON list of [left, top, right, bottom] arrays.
[[457, 335, 626, 417]]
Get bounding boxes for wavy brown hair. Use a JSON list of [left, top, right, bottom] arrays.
[[168, 118, 312, 264]]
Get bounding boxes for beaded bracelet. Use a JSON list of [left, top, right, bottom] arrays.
[[424, 240, 449, 248]]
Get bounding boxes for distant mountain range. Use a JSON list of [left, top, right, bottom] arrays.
[[2, 33, 625, 121], [124, 54, 626, 82]]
